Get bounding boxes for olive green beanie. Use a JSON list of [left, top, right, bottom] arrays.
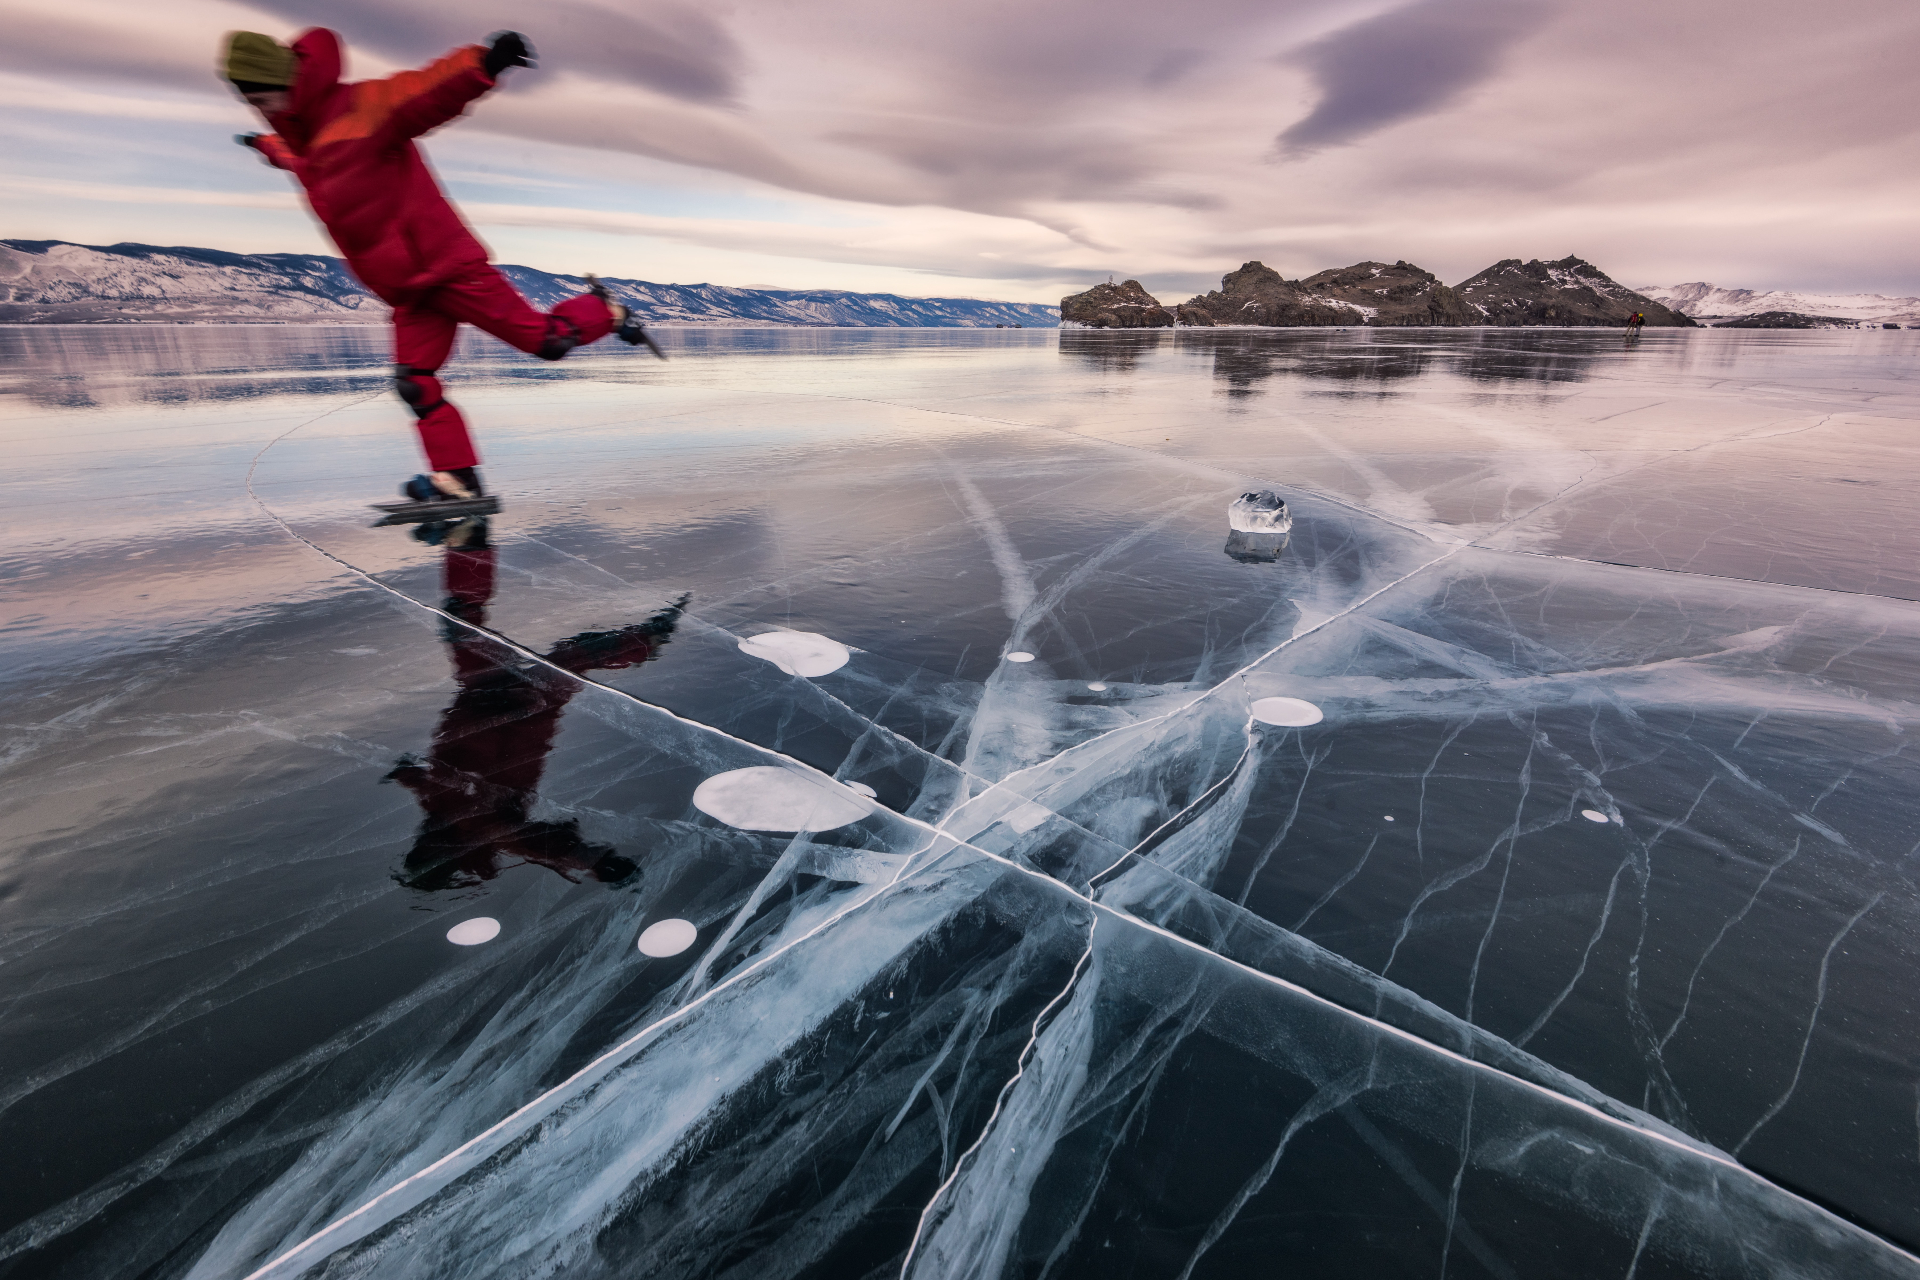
[[223, 32, 295, 87]]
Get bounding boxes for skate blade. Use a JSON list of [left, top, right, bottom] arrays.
[[370, 495, 501, 525]]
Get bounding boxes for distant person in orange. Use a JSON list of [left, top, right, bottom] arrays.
[[222, 29, 653, 507]]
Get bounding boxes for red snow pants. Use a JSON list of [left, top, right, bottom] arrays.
[[392, 263, 617, 470]]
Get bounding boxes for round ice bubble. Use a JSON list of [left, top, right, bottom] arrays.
[[693, 766, 872, 832], [738, 630, 850, 677], [637, 918, 698, 957], [1581, 809, 1610, 823], [1087, 682, 1108, 692], [446, 917, 500, 946], [1250, 696, 1324, 727], [1006, 651, 1035, 663]]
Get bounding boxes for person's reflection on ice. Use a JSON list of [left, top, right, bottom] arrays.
[[388, 518, 685, 891]]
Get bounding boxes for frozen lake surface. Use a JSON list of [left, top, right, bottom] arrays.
[[3, 324, 1920, 1278]]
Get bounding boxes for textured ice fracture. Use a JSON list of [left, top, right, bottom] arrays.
[[13, 328, 1920, 1280]]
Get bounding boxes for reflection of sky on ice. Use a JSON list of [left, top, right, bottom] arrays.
[[4, 326, 1920, 1277]]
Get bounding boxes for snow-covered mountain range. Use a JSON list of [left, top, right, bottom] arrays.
[[1637, 281, 1920, 325], [0, 240, 1061, 328]]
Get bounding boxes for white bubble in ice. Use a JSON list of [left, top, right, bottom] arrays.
[[845, 780, 877, 797], [446, 917, 500, 946], [737, 630, 850, 677], [637, 918, 698, 957], [1582, 809, 1611, 823], [1384, 815, 1395, 822], [1005, 651, 1035, 663], [1087, 682, 1108, 691], [693, 766, 872, 832], [1250, 696, 1324, 727]]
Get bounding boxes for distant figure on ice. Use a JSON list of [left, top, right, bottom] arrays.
[[1626, 310, 1647, 333], [222, 29, 656, 508]]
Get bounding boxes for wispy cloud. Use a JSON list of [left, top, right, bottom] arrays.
[[12, 176, 299, 210], [1275, 0, 1556, 157]]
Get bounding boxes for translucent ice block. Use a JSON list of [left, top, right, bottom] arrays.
[[1228, 489, 1293, 533]]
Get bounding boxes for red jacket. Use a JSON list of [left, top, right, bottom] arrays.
[[254, 29, 496, 305]]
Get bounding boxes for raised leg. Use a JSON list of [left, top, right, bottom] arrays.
[[425, 263, 616, 360]]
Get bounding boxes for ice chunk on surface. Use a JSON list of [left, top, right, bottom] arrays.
[[1228, 488, 1293, 533]]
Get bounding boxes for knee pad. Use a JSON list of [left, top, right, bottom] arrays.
[[394, 366, 444, 419], [537, 317, 581, 362]]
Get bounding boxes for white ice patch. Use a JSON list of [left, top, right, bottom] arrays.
[[446, 917, 500, 946], [1251, 696, 1325, 727], [1582, 809, 1611, 823], [333, 647, 378, 656], [1005, 651, 1035, 663], [1087, 682, 1108, 692], [692, 766, 871, 832], [1384, 815, 1395, 821], [844, 780, 877, 797], [1714, 626, 1786, 650], [637, 918, 698, 957], [1006, 802, 1052, 834], [738, 630, 850, 677]]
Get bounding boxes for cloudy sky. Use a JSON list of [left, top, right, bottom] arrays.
[[3, 0, 1916, 302]]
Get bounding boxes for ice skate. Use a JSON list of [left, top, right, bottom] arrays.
[[373, 469, 500, 525], [585, 273, 667, 360]]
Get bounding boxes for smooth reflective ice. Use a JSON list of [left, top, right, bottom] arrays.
[[3, 325, 1919, 1278]]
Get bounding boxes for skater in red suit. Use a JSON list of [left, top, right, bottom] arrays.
[[222, 28, 654, 505]]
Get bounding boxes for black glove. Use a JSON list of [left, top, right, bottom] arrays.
[[234, 133, 273, 166], [483, 31, 535, 78]]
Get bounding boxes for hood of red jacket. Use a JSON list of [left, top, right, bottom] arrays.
[[267, 27, 343, 151]]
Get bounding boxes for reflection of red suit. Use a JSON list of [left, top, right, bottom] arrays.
[[389, 539, 682, 891], [249, 28, 617, 471]]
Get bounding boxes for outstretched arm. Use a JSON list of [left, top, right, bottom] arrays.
[[376, 45, 494, 141], [236, 133, 300, 173], [379, 32, 536, 141]]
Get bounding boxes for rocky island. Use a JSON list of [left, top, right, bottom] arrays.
[[1065, 254, 1692, 328], [1056, 278, 1174, 329], [1453, 257, 1689, 326]]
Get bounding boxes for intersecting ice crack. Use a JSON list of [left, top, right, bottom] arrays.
[[1462, 717, 1536, 1026], [1174, 1061, 1378, 1280], [1659, 835, 1802, 1052], [1293, 831, 1379, 932], [1439, 1073, 1479, 1280], [1237, 739, 1332, 908], [1626, 1196, 1676, 1280], [1734, 890, 1886, 1156], [203, 385, 1920, 1278]]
